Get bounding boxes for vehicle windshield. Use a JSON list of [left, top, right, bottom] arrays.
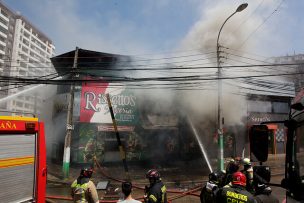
[[292, 109, 304, 178]]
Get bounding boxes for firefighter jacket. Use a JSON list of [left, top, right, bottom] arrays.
[[71, 177, 99, 203], [216, 185, 257, 203], [241, 168, 254, 193], [146, 180, 167, 203], [254, 185, 279, 203], [200, 181, 219, 203]]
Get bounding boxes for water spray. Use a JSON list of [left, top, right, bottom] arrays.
[[0, 75, 63, 104], [0, 84, 44, 104], [187, 116, 213, 173]]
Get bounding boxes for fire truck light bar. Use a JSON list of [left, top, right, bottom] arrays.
[[25, 122, 36, 130]]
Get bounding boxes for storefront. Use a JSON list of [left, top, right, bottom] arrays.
[[247, 96, 291, 155]]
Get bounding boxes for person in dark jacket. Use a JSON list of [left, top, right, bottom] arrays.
[[253, 166, 279, 203], [216, 172, 256, 203], [223, 159, 240, 186], [144, 169, 167, 203], [200, 170, 225, 203]]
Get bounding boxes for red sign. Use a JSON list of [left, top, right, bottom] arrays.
[[0, 120, 30, 131], [80, 77, 109, 122]]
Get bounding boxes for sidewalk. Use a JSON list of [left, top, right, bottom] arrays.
[[47, 154, 286, 186]]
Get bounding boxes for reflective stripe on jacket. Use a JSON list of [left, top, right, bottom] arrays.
[[148, 181, 167, 203], [71, 180, 89, 203]]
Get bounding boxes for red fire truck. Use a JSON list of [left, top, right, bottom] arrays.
[[0, 116, 47, 203]]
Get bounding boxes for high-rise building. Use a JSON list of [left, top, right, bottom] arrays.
[[0, 2, 55, 115]]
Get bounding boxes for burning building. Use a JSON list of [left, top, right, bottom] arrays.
[[50, 48, 223, 170]]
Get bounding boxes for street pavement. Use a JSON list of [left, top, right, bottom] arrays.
[[46, 154, 287, 202]]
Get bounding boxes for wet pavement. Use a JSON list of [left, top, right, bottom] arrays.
[[46, 154, 286, 202]]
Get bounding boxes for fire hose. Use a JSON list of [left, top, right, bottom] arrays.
[[46, 158, 202, 202]]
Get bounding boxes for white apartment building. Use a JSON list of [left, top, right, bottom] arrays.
[[0, 2, 55, 115]]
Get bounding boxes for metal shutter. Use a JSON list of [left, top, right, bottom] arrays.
[[0, 134, 36, 203]]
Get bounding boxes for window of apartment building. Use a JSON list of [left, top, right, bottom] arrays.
[[0, 44, 4, 51], [29, 58, 38, 66], [0, 24, 8, 35], [20, 61, 27, 68], [22, 38, 29, 46], [23, 31, 30, 39], [0, 35, 5, 41], [30, 51, 35, 57], [16, 101, 23, 107], [30, 44, 38, 51], [0, 16, 8, 26], [0, 10, 9, 18], [24, 24, 30, 32], [22, 46, 28, 53], [19, 53, 28, 61]]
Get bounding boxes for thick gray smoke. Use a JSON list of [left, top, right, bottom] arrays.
[[175, 0, 283, 126]]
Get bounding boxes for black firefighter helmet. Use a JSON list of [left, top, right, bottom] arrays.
[[80, 167, 93, 178], [146, 169, 161, 181]]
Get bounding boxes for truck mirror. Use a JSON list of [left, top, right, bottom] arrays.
[[291, 102, 304, 111], [249, 125, 269, 162]]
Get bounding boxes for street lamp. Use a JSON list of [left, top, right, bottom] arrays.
[[216, 3, 248, 171]]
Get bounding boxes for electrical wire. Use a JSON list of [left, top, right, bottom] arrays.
[[238, 0, 286, 49]]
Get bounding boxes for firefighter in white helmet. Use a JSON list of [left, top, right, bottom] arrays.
[[241, 158, 254, 193]]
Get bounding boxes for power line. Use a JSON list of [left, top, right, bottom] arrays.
[[238, 0, 286, 49]]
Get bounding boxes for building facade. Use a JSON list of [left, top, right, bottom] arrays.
[[269, 54, 304, 93], [0, 2, 55, 115]]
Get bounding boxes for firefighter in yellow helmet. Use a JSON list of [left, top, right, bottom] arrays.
[[144, 169, 167, 203], [71, 167, 99, 203]]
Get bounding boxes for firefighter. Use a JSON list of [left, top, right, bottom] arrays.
[[241, 158, 254, 193], [144, 169, 167, 203], [216, 172, 256, 203], [223, 159, 240, 186], [200, 170, 225, 203], [71, 167, 99, 203], [253, 166, 279, 203]]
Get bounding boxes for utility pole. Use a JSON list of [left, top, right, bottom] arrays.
[[216, 3, 248, 171], [63, 47, 78, 179], [106, 93, 129, 179]]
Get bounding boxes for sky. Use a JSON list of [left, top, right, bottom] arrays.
[[3, 0, 304, 58]]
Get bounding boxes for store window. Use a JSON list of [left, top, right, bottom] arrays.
[[272, 102, 289, 113], [248, 100, 272, 113]]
